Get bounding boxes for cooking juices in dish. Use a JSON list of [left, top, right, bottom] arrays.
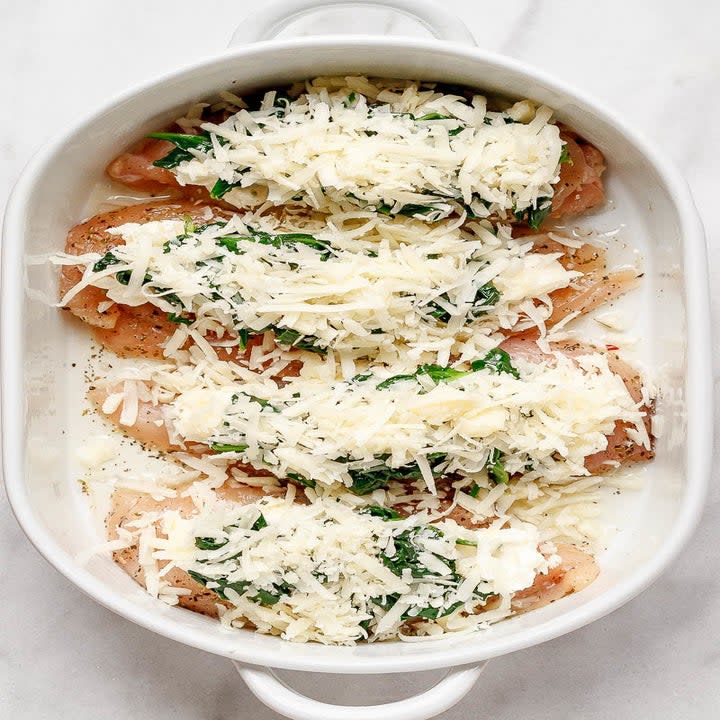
[[55, 77, 654, 645]]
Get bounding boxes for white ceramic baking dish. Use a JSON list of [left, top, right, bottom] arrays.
[[1, 1, 712, 718]]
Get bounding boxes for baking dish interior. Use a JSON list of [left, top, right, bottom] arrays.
[[7, 39, 698, 673]]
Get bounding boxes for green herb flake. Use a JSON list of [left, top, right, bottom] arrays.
[[470, 348, 520, 379], [209, 442, 249, 453], [148, 132, 214, 169], [486, 448, 510, 485], [210, 178, 239, 199], [527, 199, 553, 231], [167, 312, 192, 325], [455, 538, 478, 547], [360, 506, 404, 521], [92, 251, 121, 273], [251, 513, 268, 531], [194, 536, 227, 551], [287, 472, 316, 488], [415, 112, 450, 121]]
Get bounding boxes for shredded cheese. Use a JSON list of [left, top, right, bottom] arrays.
[[56, 213, 577, 365], [166, 77, 563, 220], [133, 491, 554, 644], [103, 348, 648, 494]]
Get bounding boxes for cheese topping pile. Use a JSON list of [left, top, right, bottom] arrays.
[[127, 489, 554, 644], [166, 76, 564, 220], [58, 213, 576, 363], [64, 76, 651, 646], [105, 347, 649, 495]]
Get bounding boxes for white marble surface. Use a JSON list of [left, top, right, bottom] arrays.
[[2, 1, 719, 718]]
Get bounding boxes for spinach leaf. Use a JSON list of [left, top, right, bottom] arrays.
[[287, 472, 316, 488], [377, 364, 468, 389], [411, 601, 464, 620], [527, 200, 553, 231], [167, 312, 192, 325], [375, 373, 419, 390], [209, 442, 249, 453], [92, 251, 121, 273], [187, 570, 250, 601], [210, 178, 240, 199], [188, 570, 292, 606], [427, 282, 501, 323], [348, 464, 396, 495], [470, 348, 520, 379], [360, 506, 404, 521], [348, 453, 447, 495], [416, 364, 469, 383], [376, 202, 442, 218], [469, 282, 501, 316], [559, 144, 572, 164], [486, 448, 509, 485], [148, 132, 214, 151], [251, 513, 268, 531], [351, 372, 372, 383], [455, 538, 478, 547], [233, 392, 277, 411], [415, 112, 450, 121], [216, 229, 331, 258], [148, 132, 214, 169], [273, 327, 326, 355], [194, 536, 228, 551], [380, 526, 449, 579]]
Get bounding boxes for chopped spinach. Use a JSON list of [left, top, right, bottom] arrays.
[[415, 112, 450, 121], [188, 570, 292, 606], [209, 442, 249, 453], [455, 538, 478, 547], [233, 392, 277, 411], [376, 202, 442, 218], [148, 132, 214, 169], [360, 506, 404, 521], [209, 178, 240, 199], [194, 536, 228, 551], [470, 348, 520, 379], [527, 200, 553, 231], [287, 472, 316, 488], [92, 251, 121, 273], [380, 526, 457, 581], [251, 513, 268, 531], [375, 372, 419, 390], [348, 453, 447, 495], [486, 448, 509, 485], [272, 326, 326, 355], [167, 312, 192, 325], [428, 282, 501, 323]]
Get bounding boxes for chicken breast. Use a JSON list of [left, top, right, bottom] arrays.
[[500, 335, 654, 471], [108, 487, 598, 623], [60, 201, 233, 358]]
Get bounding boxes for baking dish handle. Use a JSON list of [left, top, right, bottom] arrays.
[[228, 0, 476, 46], [233, 661, 485, 720]]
